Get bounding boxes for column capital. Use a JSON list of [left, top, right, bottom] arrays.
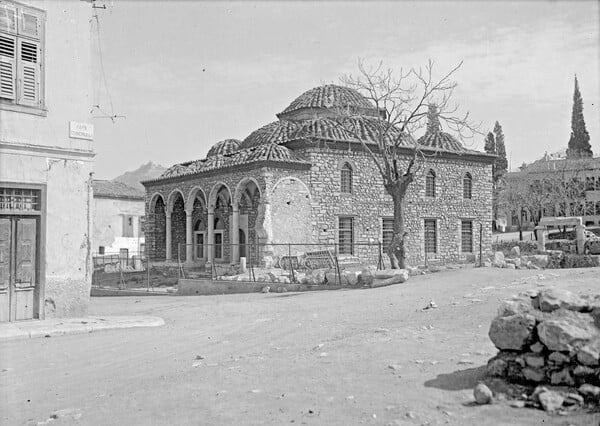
[[185, 209, 193, 216]]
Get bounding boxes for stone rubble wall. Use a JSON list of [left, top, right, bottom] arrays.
[[487, 288, 600, 387]]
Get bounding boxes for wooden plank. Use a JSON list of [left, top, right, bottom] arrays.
[[0, 218, 10, 322]]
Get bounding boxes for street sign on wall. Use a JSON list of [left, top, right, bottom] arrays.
[[69, 121, 94, 140]]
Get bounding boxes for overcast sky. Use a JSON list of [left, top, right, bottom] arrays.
[[91, 0, 600, 179]]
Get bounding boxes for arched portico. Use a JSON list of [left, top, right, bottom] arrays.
[[184, 187, 208, 264], [149, 193, 166, 260]]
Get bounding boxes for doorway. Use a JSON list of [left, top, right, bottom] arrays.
[[0, 216, 38, 322]]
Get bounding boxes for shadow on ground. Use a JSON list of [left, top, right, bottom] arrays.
[[424, 366, 487, 391]]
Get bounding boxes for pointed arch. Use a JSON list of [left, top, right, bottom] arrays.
[[234, 177, 262, 209], [187, 186, 207, 212], [208, 182, 232, 210], [167, 188, 185, 212]]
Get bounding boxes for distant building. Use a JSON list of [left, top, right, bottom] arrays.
[[0, 0, 94, 321], [143, 85, 494, 267], [502, 155, 600, 230], [92, 180, 145, 257]]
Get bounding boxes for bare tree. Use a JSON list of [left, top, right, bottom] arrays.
[[498, 178, 530, 241], [298, 60, 479, 268]]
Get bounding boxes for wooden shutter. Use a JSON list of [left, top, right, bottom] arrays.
[[0, 2, 17, 33], [18, 8, 42, 40], [0, 34, 16, 100], [17, 38, 40, 106]]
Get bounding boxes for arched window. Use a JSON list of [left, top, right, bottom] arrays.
[[463, 172, 472, 199], [425, 169, 436, 197], [341, 162, 353, 193]]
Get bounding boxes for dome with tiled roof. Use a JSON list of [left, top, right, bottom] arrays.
[[154, 144, 309, 180], [239, 120, 299, 149], [207, 138, 241, 157], [277, 84, 378, 119], [289, 116, 415, 147], [417, 105, 465, 152]]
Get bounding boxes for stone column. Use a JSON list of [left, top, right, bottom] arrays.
[[576, 224, 585, 254], [185, 210, 193, 264], [165, 207, 172, 261], [231, 206, 240, 264], [207, 208, 215, 264]]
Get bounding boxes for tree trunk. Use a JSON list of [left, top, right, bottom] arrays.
[[386, 181, 410, 269]]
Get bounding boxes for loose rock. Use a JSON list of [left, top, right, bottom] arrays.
[[473, 383, 493, 404]]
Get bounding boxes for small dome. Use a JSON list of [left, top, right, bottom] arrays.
[[277, 84, 377, 118], [239, 120, 298, 149], [207, 139, 241, 157], [417, 105, 465, 152]]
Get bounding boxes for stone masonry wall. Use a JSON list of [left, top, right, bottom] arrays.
[[145, 148, 491, 266], [299, 145, 493, 266]]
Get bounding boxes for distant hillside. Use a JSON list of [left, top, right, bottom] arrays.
[[113, 162, 166, 191]]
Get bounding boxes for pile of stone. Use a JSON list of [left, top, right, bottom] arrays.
[[485, 248, 549, 270], [486, 288, 600, 410]]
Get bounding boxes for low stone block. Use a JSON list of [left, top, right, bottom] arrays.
[[522, 367, 546, 383], [576, 339, 600, 366], [537, 309, 598, 352], [538, 288, 589, 313], [489, 313, 536, 350], [550, 368, 575, 386]]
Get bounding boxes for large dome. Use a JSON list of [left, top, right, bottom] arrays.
[[239, 120, 298, 150], [277, 84, 377, 119], [207, 139, 241, 157]]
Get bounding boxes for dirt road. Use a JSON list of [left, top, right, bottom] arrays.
[[2, 267, 600, 425]]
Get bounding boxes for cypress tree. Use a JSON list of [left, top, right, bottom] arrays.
[[567, 75, 592, 158], [484, 131, 496, 155], [493, 121, 508, 180]]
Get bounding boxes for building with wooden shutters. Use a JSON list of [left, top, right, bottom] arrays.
[[143, 85, 494, 268], [0, 0, 94, 322]]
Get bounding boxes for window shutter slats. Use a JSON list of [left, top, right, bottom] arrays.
[[0, 3, 17, 33], [17, 39, 40, 106], [0, 34, 16, 100]]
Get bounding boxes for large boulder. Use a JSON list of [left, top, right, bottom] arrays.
[[576, 339, 600, 366], [359, 268, 374, 286], [523, 255, 549, 268], [493, 251, 505, 268], [371, 269, 409, 287], [342, 269, 361, 286], [325, 270, 351, 286], [489, 313, 536, 350], [537, 309, 598, 352], [537, 288, 589, 313], [302, 269, 327, 285]]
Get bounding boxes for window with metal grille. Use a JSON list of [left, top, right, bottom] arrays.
[[338, 217, 353, 255], [382, 217, 394, 248], [425, 169, 436, 197], [424, 219, 437, 254], [463, 173, 472, 199], [0, 1, 44, 109], [0, 187, 41, 211], [461, 220, 473, 253], [340, 162, 352, 193]]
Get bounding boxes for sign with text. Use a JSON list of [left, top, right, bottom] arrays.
[[69, 121, 94, 140]]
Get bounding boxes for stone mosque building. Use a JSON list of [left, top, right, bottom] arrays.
[[142, 85, 494, 267]]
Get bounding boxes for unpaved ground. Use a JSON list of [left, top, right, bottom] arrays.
[[2, 267, 600, 426]]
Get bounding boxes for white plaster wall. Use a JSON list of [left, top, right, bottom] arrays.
[[0, 1, 94, 318], [93, 197, 145, 254]]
